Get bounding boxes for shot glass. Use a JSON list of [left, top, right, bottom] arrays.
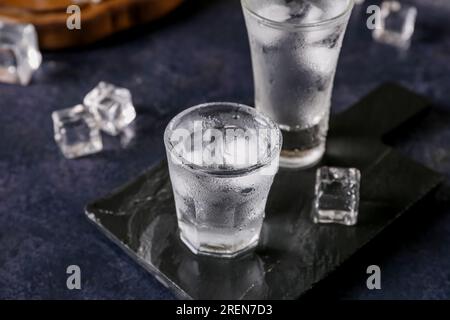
[[241, 0, 354, 168], [164, 102, 282, 258]]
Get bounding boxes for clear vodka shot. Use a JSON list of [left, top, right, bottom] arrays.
[[164, 103, 282, 258], [241, 0, 354, 168]]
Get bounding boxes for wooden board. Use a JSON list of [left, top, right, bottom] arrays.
[[0, 0, 184, 50]]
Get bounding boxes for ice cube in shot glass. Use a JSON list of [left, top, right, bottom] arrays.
[[372, 1, 417, 48], [0, 21, 42, 85], [52, 105, 103, 159], [313, 167, 361, 226], [83, 82, 136, 136]]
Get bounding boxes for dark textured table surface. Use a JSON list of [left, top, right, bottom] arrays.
[[1, 0, 450, 299]]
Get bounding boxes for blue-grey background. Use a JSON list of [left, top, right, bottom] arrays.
[[1, 0, 449, 299]]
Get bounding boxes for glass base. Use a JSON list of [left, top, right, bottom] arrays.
[[179, 232, 258, 258], [280, 143, 325, 169], [313, 210, 358, 226]]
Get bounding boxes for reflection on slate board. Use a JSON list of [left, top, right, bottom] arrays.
[[85, 83, 443, 300]]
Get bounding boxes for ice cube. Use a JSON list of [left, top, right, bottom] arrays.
[[175, 126, 261, 169], [301, 45, 338, 77], [313, 166, 361, 226], [52, 105, 103, 159], [302, 3, 324, 23], [372, 1, 417, 48], [286, 1, 324, 24], [297, 0, 349, 44], [119, 125, 135, 148], [257, 3, 291, 22], [0, 21, 42, 85], [223, 129, 259, 167], [316, 0, 350, 20], [245, 3, 291, 46], [83, 82, 136, 136]]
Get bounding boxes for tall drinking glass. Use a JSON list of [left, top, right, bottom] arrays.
[[164, 103, 282, 258], [241, 0, 354, 168]]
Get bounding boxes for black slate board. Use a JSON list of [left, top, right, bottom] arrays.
[[85, 83, 443, 300]]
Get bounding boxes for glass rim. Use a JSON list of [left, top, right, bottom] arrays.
[[164, 102, 282, 176], [241, 0, 354, 30]]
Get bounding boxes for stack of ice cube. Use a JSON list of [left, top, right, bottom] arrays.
[[52, 82, 136, 159]]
